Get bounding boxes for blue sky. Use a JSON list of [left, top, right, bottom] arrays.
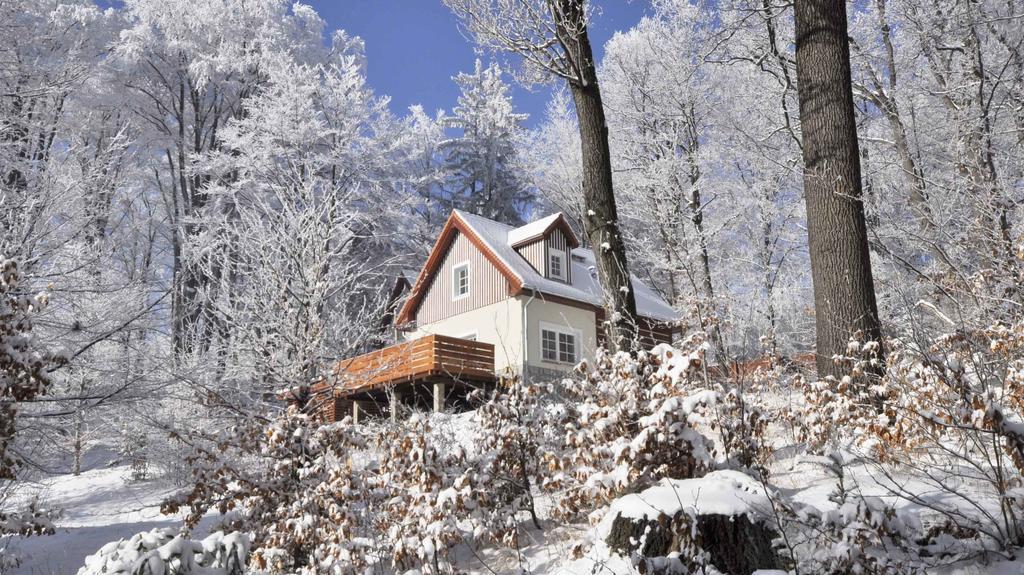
[[317, 1, 650, 128]]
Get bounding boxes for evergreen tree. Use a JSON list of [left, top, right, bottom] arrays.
[[442, 60, 533, 224], [444, 1, 640, 351]]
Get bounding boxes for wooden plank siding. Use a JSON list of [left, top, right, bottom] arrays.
[[330, 334, 495, 394], [516, 240, 545, 276], [417, 231, 511, 325], [514, 229, 572, 283], [595, 310, 675, 349]]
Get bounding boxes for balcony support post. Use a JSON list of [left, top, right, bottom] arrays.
[[352, 400, 370, 425], [388, 388, 403, 422], [433, 382, 446, 413]]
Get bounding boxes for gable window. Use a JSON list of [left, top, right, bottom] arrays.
[[548, 248, 566, 281], [452, 261, 470, 300], [541, 324, 578, 364]]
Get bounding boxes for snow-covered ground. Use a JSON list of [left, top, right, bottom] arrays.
[[6, 464, 212, 575], [7, 414, 1024, 575]]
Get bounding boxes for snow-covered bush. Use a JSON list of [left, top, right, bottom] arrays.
[[770, 455, 924, 575], [375, 414, 478, 573], [800, 495, 922, 574], [0, 258, 62, 569], [868, 323, 1024, 551], [0, 258, 62, 479], [788, 322, 1024, 555], [0, 497, 57, 538], [543, 337, 716, 521], [708, 386, 771, 476], [162, 408, 377, 574], [787, 338, 886, 455], [0, 492, 59, 570], [78, 528, 248, 575], [468, 376, 545, 546]]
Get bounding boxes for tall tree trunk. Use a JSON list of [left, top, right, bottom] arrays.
[[559, 0, 638, 353], [684, 136, 728, 366], [793, 0, 884, 379], [759, 214, 780, 362], [72, 408, 84, 476]]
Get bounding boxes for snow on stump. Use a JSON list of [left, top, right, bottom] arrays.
[[598, 470, 781, 575]]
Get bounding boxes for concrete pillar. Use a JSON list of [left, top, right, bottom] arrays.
[[352, 400, 369, 425], [433, 383, 446, 413], [389, 390, 403, 422]]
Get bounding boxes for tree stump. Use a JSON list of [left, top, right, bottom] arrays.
[[605, 509, 781, 575]]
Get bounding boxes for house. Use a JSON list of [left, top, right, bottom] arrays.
[[311, 210, 680, 423]]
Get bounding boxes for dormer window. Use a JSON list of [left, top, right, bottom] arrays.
[[548, 248, 566, 281], [452, 261, 470, 300]]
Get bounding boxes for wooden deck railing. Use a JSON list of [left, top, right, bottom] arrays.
[[330, 335, 495, 394]]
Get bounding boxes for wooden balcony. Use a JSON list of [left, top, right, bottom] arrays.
[[330, 334, 495, 396]]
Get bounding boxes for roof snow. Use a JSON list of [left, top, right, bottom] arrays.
[[453, 210, 679, 322], [507, 212, 563, 246]]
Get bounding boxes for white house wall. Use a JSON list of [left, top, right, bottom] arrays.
[[408, 297, 525, 376], [521, 295, 598, 373], [407, 223, 599, 380]]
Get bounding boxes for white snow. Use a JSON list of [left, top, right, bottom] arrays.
[[595, 470, 772, 541], [453, 210, 680, 322], [7, 465, 213, 575], [507, 213, 567, 246]]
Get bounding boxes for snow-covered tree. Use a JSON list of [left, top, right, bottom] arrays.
[[518, 90, 586, 236], [568, 0, 811, 361], [112, 0, 330, 357], [444, 0, 641, 352], [601, 4, 729, 363], [184, 43, 399, 408], [389, 105, 451, 260], [441, 60, 532, 224]]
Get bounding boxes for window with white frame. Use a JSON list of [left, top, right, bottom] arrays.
[[452, 261, 470, 300], [548, 248, 566, 281], [541, 324, 578, 364], [558, 331, 576, 363], [541, 329, 558, 361]]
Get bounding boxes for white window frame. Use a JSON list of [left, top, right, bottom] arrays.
[[452, 260, 470, 301], [541, 328, 559, 362], [558, 331, 577, 364], [539, 321, 581, 365], [458, 331, 478, 341], [548, 248, 567, 281]]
